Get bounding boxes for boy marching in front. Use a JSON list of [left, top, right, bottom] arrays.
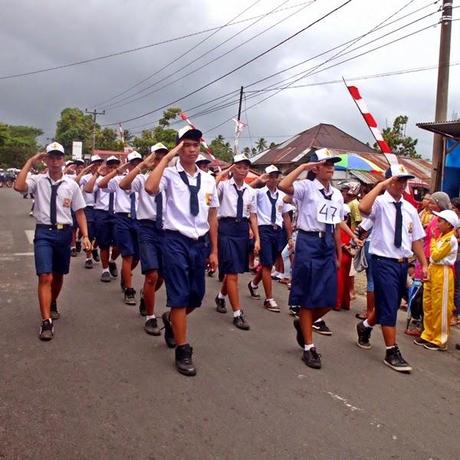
[[14, 142, 91, 340], [357, 165, 427, 372], [145, 127, 218, 376]]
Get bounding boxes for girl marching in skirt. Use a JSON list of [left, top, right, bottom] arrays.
[[279, 149, 344, 369]]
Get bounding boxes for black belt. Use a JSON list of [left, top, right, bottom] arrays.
[[373, 255, 409, 264], [299, 229, 333, 238], [219, 217, 248, 223], [36, 224, 71, 230], [260, 224, 281, 231], [116, 212, 135, 218]]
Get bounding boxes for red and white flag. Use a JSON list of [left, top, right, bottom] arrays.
[[118, 123, 125, 144], [232, 118, 247, 137]]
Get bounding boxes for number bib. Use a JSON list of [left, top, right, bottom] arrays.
[[317, 197, 341, 224]]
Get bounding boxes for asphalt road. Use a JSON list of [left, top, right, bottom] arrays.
[[1, 188, 459, 460]]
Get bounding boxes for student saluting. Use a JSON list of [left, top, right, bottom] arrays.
[[14, 142, 91, 341]]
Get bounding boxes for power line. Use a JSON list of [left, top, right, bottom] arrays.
[[102, 0, 354, 126], [0, 1, 312, 81]]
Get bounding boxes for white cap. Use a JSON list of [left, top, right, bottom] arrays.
[[151, 143, 168, 153], [232, 153, 251, 165], [432, 210, 459, 228], [196, 154, 211, 164], [127, 151, 142, 162], [176, 126, 202, 142], [74, 158, 85, 165], [46, 142, 65, 155], [90, 154, 103, 163], [384, 164, 415, 180], [265, 164, 280, 174], [310, 148, 341, 163], [106, 155, 120, 163], [65, 160, 75, 167]]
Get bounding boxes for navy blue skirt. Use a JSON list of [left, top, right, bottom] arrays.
[[218, 219, 250, 275], [289, 230, 337, 309]]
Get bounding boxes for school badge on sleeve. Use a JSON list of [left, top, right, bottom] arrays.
[[63, 198, 71, 208], [205, 192, 212, 206]]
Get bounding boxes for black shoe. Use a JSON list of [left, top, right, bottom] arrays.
[[424, 342, 446, 351], [207, 269, 215, 277], [39, 319, 54, 341], [247, 281, 260, 299], [312, 320, 332, 336], [84, 258, 93, 269], [233, 312, 250, 330], [384, 346, 412, 373], [108, 261, 118, 278], [92, 249, 100, 263], [162, 312, 176, 348], [139, 292, 146, 317], [124, 288, 136, 305], [302, 347, 321, 369], [175, 344, 196, 376], [144, 318, 161, 336], [70, 247, 77, 257], [413, 337, 428, 347], [288, 305, 300, 317], [293, 318, 305, 349], [215, 295, 227, 314], [100, 271, 111, 283], [356, 321, 372, 349], [75, 240, 82, 253], [50, 300, 60, 320]]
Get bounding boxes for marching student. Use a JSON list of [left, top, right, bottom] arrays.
[[278, 149, 344, 369], [356, 165, 427, 373], [98, 152, 143, 305], [247, 165, 293, 312], [414, 210, 458, 350], [145, 126, 218, 376], [196, 154, 212, 173], [119, 143, 168, 335], [84, 156, 121, 283], [77, 155, 103, 268], [214, 155, 259, 330], [14, 142, 91, 341]]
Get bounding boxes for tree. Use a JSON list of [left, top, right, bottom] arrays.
[[96, 127, 123, 151], [375, 115, 420, 158], [55, 108, 95, 155], [209, 135, 233, 162], [255, 137, 268, 153], [0, 123, 43, 168]]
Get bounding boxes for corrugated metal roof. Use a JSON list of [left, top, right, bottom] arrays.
[[417, 120, 460, 139], [350, 170, 380, 184]]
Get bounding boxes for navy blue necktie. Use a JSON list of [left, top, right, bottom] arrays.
[[48, 179, 63, 225], [266, 190, 279, 224], [130, 192, 137, 219], [108, 192, 115, 214], [393, 201, 403, 248], [155, 194, 163, 229], [178, 171, 201, 216], [319, 188, 333, 233], [94, 189, 99, 205], [233, 184, 245, 220]]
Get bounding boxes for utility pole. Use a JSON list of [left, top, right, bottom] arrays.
[[85, 108, 105, 154], [234, 86, 244, 155], [431, 0, 453, 191]]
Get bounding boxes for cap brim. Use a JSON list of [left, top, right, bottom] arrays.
[[396, 174, 415, 180], [106, 159, 121, 164], [233, 159, 251, 165], [91, 159, 103, 164], [47, 150, 64, 156], [178, 128, 202, 141]]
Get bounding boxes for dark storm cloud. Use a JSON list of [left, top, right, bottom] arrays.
[[0, 0, 458, 157]]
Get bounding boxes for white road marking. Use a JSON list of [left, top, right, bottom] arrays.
[[326, 392, 362, 412], [25, 230, 35, 244]]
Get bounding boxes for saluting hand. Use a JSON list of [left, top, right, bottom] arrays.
[[29, 152, 47, 166], [164, 141, 183, 161], [97, 164, 108, 176], [141, 153, 156, 169]]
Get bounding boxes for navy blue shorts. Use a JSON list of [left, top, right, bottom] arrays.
[[138, 220, 163, 274], [114, 214, 139, 258], [218, 219, 250, 275], [289, 231, 337, 309], [259, 225, 284, 267], [34, 226, 73, 275], [162, 231, 209, 309], [94, 209, 117, 250], [372, 255, 408, 326], [84, 207, 96, 242], [71, 209, 78, 230]]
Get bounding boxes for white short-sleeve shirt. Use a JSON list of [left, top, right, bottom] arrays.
[[93, 177, 111, 211], [80, 173, 97, 206], [158, 161, 219, 239], [293, 178, 344, 232], [367, 191, 425, 258], [26, 173, 86, 225], [256, 186, 290, 227], [108, 175, 136, 214], [217, 178, 256, 219], [132, 173, 164, 222]]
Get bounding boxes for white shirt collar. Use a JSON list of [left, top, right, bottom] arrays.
[[229, 177, 248, 190], [176, 160, 200, 178], [45, 172, 65, 184], [313, 178, 332, 195], [382, 190, 403, 203]]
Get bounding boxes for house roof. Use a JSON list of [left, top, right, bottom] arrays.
[[416, 120, 460, 140], [93, 149, 127, 158], [252, 123, 376, 165]]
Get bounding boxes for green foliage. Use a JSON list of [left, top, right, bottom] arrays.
[[374, 115, 420, 159], [55, 108, 95, 155], [210, 135, 233, 162], [0, 123, 43, 168], [255, 137, 268, 153], [96, 127, 124, 151]]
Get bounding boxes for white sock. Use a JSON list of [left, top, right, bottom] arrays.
[[102, 268, 109, 273], [233, 309, 241, 318], [217, 292, 226, 300], [272, 271, 280, 277], [304, 343, 314, 351], [386, 345, 396, 350], [250, 281, 258, 289], [145, 314, 156, 321], [363, 319, 373, 329], [86, 257, 92, 262]]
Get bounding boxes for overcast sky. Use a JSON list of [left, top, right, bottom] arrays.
[[1, 0, 459, 158]]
